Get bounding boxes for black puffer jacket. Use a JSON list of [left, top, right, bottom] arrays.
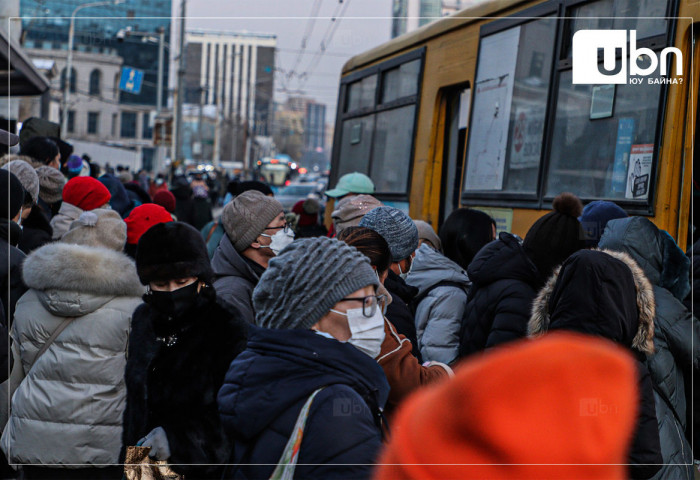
[[529, 248, 661, 479], [122, 289, 248, 479], [384, 270, 421, 361], [459, 232, 543, 357], [0, 221, 26, 327], [600, 217, 697, 479]]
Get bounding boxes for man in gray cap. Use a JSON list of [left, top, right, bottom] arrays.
[[359, 206, 421, 359], [212, 190, 291, 323]]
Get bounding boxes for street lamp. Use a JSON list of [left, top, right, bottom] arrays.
[[61, 0, 124, 136]]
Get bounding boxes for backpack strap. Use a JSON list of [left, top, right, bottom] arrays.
[[205, 221, 220, 243], [28, 317, 75, 373]]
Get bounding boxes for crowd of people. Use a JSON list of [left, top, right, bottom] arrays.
[[0, 122, 697, 480]]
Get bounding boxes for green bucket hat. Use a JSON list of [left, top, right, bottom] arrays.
[[325, 172, 375, 198]]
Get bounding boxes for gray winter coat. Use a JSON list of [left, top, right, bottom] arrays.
[[212, 234, 260, 324], [1, 242, 143, 466], [600, 217, 697, 480], [406, 244, 470, 364], [50, 201, 83, 240]]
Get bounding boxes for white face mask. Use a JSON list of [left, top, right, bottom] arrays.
[[397, 257, 413, 280], [331, 307, 385, 358], [260, 229, 295, 255]]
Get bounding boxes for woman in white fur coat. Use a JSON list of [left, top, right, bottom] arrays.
[[1, 209, 143, 479]]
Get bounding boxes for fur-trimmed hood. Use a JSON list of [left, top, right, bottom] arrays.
[[23, 242, 145, 316], [529, 249, 655, 354]]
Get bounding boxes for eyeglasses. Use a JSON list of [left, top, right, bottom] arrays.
[[264, 223, 290, 234], [339, 294, 386, 318]]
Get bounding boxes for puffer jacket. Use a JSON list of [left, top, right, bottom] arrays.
[[600, 217, 698, 479], [50, 201, 83, 240], [529, 248, 661, 479], [1, 242, 143, 466], [212, 233, 261, 323], [459, 232, 543, 358], [218, 325, 390, 479], [406, 243, 470, 364]]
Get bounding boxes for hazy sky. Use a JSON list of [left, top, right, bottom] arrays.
[[185, 0, 393, 118]]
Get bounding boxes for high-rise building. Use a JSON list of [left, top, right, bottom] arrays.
[[304, 102, 326, 151], [19, 0, 171, 107], [392, 0, 442, 38], [183, 30, 276, 164]]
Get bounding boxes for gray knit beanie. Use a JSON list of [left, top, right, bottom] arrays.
[[3, 160, 39, 204], [254, 236, 379, 330], [36, 166, 66, 204], [359, 206, 419, 261], [222, 190, 283, 252], [62, 209, 127, 251]]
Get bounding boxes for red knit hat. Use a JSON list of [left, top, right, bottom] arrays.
[[153, 190, 176, 214], [62, 177, 112, 211], [375, 333, 638, 480], [124, 203, 173, 245]]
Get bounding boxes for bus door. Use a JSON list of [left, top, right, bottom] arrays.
[[439, 85, 470, 225]]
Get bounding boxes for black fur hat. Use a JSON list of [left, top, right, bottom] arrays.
[[136, 221, 214, 285]]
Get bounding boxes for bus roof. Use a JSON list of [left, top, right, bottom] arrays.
[[342, 0, 541, 74]]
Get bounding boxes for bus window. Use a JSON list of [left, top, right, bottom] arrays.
[[381, 59, 421, 103], [547, 0, 673, 202], [370, 105, 416, 192], [562, 0, 669, 58], [545, 64, 663, 200], [334, 49, 424, 196], [463, 16, 557, 194], [440, 86, 470, 224]]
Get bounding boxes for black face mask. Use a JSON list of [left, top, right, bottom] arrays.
[[145, 281, 200, 319]]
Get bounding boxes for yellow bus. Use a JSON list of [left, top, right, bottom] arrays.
[[329, 0, 697, 249]]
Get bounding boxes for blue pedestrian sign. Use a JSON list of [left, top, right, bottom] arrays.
[[119, 67, 144, 94]]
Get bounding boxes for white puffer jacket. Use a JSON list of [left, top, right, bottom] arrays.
[[1, 242, 144, 466]]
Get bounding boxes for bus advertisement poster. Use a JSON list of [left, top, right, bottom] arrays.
[[625, 144, 653, 199], [464, 26, 519, 191], [611, 117, 636, 195]]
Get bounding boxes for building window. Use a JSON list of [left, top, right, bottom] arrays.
[[112, 113, 118, 136], [89, 69, 101, 95], [88, 112, 99, 134], [67, 110, 75, 133], [121, 112, 137, 138], [142, 112, 153, 139], [61, 67, 77, 93]]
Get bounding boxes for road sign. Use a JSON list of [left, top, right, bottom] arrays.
[[119, 67, 144, 94]]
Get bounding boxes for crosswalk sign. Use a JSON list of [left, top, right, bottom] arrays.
[[119, 67, 144, 94]]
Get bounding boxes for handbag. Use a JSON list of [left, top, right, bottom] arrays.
[[269, 387, 325, 480], [123, 446, 183, 480]]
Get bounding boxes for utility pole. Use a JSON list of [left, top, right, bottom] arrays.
[[174, 0, 186, 165]]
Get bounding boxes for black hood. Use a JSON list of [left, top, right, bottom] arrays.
[[468, 232, 543, 290], [529, 249, 656, 355], [0, 219, 22, 247], [385, 270, 419, 304]]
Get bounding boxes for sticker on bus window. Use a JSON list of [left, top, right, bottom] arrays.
[[590, 85, 615, 119], [625, 144, 653, 199]]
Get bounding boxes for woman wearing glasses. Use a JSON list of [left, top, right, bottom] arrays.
[[338, 226, 453, 418], [217, 236, 390, 479]]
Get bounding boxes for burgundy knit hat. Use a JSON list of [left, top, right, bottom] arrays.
[[63, 176, 111, 211], [153, 190, 176, 214], [124, 203, 173, 245]]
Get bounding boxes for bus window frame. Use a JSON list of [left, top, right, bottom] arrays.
[[460, 0, 679, 215], [330, 47, 426, 200]]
